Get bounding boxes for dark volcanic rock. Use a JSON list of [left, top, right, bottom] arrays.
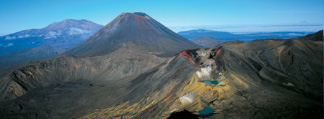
[[209, 30, 323, 118], [65, 12, 200, 57], [168, 110, 198, 119], [77, 30, 322, 119]]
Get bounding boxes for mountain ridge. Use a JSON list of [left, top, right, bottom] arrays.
[[0, 19, 103, 69], [178, 29, 314, 42], [191, 36, 223, 47]]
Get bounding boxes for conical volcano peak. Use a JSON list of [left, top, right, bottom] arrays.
[[117, 12, 151, 22], [44, 19, 102, 31], [120, 12, 148, 17], [65, 12, 200, 57], [132, 12, 151, 21], [133, 12, 148, 17], [104, 12, 148, 26]]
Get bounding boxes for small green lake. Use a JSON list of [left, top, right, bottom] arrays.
[[198, 80, 218, 84], [199, 107, 213, 116]]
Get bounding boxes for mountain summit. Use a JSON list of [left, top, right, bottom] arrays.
[[0, 19, 103, 56], [65, 12, 200, 57], [0, 19, 103, 69], [44, 19, 102, 32]]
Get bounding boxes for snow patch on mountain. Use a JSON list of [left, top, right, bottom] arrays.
[[1, 43, 14, 47], [18, 34, 30, 38], [5, 36, 16, 40], [69, 28, 91, 35], [45, 31, 62, 39]]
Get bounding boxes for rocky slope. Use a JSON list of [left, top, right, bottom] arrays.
[[79, 31, 323, 119], [0, 42, 167, 101], [0, 12, 201, 119], [65, 12, 200, 57], [0, 12, 322, 119], [0, 12, 200, 103]]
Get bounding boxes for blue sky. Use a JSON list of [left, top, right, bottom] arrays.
[[0, 0, 323, 34]]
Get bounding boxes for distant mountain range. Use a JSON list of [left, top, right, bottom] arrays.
[[191, 36, 223, 47], [0, 20, 317, 69], [0, 19, 103, 69], [178, 29, 313, 41]]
